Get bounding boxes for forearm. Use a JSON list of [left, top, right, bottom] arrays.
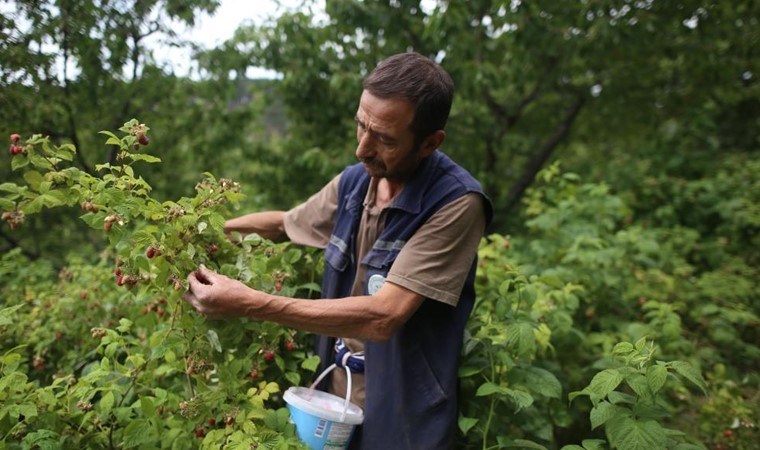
[[239, 287, 421, 342], [224, 211, 288, 242]]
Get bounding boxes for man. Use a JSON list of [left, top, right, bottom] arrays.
[[183, 52, 492, 449]]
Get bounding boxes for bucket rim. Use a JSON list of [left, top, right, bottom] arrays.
[[284, 387, 364, 425]]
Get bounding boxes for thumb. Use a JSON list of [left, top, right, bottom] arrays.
[[195, 264, 217, 285]]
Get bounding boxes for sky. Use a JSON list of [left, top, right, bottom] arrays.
[[151, 0, 325, 78]]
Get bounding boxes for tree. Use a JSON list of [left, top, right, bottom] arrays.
[[0, 0, 269, 261], [209, 0, 757, 230]]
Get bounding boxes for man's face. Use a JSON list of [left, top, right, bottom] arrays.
[[354, 90, 425, 182]]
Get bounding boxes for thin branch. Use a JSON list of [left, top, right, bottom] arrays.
[[0, 228, 40, 260]]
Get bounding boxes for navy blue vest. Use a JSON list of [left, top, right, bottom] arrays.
[[316, 150, 492, 450]]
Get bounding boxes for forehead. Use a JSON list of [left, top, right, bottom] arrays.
[[357, 90, 415, 131]]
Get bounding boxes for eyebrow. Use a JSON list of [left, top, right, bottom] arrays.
[[354, 116, 396, 143]]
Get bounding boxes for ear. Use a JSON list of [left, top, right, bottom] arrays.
[[419, 130, 446, 158]]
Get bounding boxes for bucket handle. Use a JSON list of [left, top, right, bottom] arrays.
[[308, 363, 353, 422]]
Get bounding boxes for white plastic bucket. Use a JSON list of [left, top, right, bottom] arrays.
[[284, 364, 364, 450]]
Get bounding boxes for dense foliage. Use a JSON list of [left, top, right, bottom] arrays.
[[1, 0, 758, 449]]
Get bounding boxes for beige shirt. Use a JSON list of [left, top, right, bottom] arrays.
[[284, 172, 487, 407]]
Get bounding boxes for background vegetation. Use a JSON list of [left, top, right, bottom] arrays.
[[1, 1, 757, 449]]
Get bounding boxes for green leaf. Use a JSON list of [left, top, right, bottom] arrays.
[[669, 361, 706, 394], [207, 329, 222, 352], [612, 342, 634, 356], [99, 391, 115, 413], [458, 365, 484, 378], [590, 401, 618, 429], [127, 153, 162, 164], [0, 305, 24, 327], [507, 439, 548, 449], [21, 430, 61, 450], [625, 373, 653, 401], [122, 419, 154, 448], [581, 439, 607, 450], [646, 365, 668, 395], [301, 355, 320, 372], [586, 369, 624, 404], [672, 444, 704, 450], [476, 382, 505, 397], [23, 170, 43, 190], [0, 182, 20, 193], [506, 389, 534, 411], [0, 198, 15, 210], [104, 137, 122, 146], [458, 415, 479, 435], [606, 416, 667, 450], [117, 318, 133, 333], [513, 366, 562, 399], [505, 322, 537, 357], [11, 154, 30, 170], [560, 446, 585, 450]]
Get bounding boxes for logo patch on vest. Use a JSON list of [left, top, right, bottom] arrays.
[[368, 274, 386, 295]]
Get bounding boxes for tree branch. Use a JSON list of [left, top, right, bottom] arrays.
[[0, 228, 40, 260], [502, 97, 586, 215]]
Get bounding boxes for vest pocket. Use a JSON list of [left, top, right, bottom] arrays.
[[408, 342, 448, 411]]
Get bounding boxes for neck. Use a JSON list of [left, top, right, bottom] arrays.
[[375, 178, 403, 209]]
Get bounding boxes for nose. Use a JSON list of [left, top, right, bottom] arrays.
[[355, 130, 376, 161]]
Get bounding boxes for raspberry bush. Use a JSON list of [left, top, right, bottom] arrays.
[[0, 121, 320, 449]]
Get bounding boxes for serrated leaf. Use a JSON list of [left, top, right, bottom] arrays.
[[21, 430, 61, 450], [669, 361, 706, 394], [646, 365, 668, 395], [0, 305, 24, 327], [513, 366, 562, 399], [586, 369, 624, 404], [506, 389, 534, 411], [590, 401, 618, 429], [505, 322, 536, 357], [606, 416, 667, 450], [122, 420, 154, 448], [99, 391, 115, 413], [560, 446, 585, 450], [625, 373, 652, 401]]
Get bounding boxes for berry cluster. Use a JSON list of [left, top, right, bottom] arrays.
[[103, 214, 123, 232], [128, 123, 150, 148], [8, 133, 25, 156], [1, 210, 25, 230]]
